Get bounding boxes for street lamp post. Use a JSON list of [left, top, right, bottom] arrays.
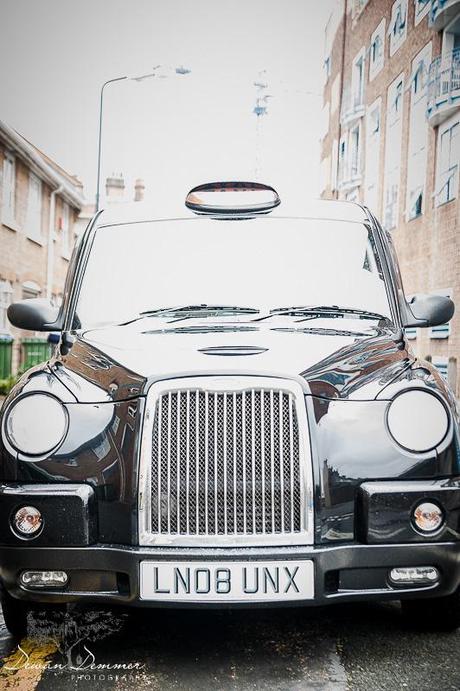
[[95, 65, 191, 211], [95, 76, 127, 212]]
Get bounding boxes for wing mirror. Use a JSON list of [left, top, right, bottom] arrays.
[[403, 294, 455, 328], [7, 299, 62, 332]]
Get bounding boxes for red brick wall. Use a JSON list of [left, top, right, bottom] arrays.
[[321, 0, 460, 394]]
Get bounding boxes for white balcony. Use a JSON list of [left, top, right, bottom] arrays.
[[340, 88, 366, 127], [430, 0, 460, 30], [427, 50, 460, 126]]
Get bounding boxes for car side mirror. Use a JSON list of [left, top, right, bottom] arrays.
[[7, 299, 62, 332], [403, 293, 455, 328]]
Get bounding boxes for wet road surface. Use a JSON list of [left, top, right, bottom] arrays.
[[0, 601, 459, 690]]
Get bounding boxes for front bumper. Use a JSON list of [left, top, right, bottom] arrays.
[[1, 541, 459, 608]]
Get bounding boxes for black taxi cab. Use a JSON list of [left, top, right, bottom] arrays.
[[0, 182, 459, 635]]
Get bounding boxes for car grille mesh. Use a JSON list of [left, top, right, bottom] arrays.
[[149, 387, 303, 537]]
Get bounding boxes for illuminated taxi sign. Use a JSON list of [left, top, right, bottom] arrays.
[[185, 181, 281, 215]]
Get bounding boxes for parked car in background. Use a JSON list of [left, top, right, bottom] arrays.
[[0, 182, 458, 636]]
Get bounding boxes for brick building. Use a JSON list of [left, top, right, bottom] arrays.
[[320, 0, 460, 394], [0, 119, 84, 376]]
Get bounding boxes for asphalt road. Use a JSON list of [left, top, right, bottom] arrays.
[[0, 600, 459, 690]]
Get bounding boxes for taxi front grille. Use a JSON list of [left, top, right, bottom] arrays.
[[148, 386, 306, 541]]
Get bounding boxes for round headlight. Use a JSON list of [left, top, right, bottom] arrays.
[[12, 506, 43, 537], [386, 389, 449, 453], [413, 501, 444, 533], [3, 394, 68, 456]]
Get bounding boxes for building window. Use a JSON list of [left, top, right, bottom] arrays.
[[435, 117, 460, 206], [430, 290, 452, 339], [404, 326, 417, 340], [61, 202, 70, 258], [414, 0, 430, 26], [384, 184, 399, 230], [432, 356, 448, 381], [352, 48, 365, 107], [364, 99, 381, 213], [338, 137, 347, 185], [388, 0, 407, 57], [1, 152, 16, 227], [350, 123, 361, 179], [406, 44, 431, 221], [392, 80, 403, 117], [24, 173, 43, 242], [331, 139, 339, 191], [0, 280, 13, 334], [22, 281, 41, 301], [369, 19, 385, 81], [383, 75, 404, 230]]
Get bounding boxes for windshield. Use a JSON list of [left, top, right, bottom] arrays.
[[75, 217, 392, 329]]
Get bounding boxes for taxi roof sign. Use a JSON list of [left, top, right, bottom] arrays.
[[185, 181, 281, 215]]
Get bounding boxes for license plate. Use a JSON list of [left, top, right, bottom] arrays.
[[139, 560, 314, 602]]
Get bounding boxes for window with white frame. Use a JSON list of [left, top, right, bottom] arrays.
[[369, 19, 385, 81], [61, 201, 70, 258], [406, 43, 431, 221], [352, 48, 365, 108], [435, 116, 460, 206], [430, 289, 452, 339], [22, 281, 41, 300], [414, 0, 430, 25], [388, 0, 407, 56], [364, 99, 381, 212], [0, 280, 13, 334], [383, 75, 404, 230], [432, 356, 448, 381], [331, 139, 339, 191], [24, 173, 42, 242], [338, 136, 347, 185], [349, 123, 361, 179], [404, 326, 417, 340], [1, 152, 16, 227]]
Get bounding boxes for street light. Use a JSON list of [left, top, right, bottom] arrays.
[[95, 65, 191, 210]]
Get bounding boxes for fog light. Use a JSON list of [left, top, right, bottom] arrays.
[[12, 506, 43, 537], [389, 566, 439, 585], [413, 502, 444, 533], [20, 570, 68, 588]]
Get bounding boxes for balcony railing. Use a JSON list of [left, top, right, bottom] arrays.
[[340, 88, 365, 126], [427, 50, 460, 125], [430, 0, 460, 30]]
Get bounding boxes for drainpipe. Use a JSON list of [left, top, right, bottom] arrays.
[[46, 185, 64, 300]]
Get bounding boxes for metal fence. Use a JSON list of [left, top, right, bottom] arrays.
[[427, 49, 460, 113]]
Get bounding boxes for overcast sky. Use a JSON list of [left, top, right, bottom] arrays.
[[1, 0, 335, 209]]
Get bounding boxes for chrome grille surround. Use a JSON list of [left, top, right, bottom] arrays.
[[138, 376, 314, 546]]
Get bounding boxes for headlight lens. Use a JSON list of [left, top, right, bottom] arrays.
[[3, 394, 68, 456], [12, 506, 43, 536], [386, 389, 449, 453]]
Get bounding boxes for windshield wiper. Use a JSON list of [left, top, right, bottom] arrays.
[[258, 305, 388, 322], [120, 305, 260, 325]]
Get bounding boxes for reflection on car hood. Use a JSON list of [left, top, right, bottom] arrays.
[[53, 318, 413, 402]]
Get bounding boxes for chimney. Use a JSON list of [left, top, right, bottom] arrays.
[[134, 178, 145, 202], [105, 173, 125, 202]]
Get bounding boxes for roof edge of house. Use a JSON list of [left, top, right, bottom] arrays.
[[0, 119, 85, 210]]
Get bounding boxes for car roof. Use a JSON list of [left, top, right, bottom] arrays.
[[96, 198, 370, 227]]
